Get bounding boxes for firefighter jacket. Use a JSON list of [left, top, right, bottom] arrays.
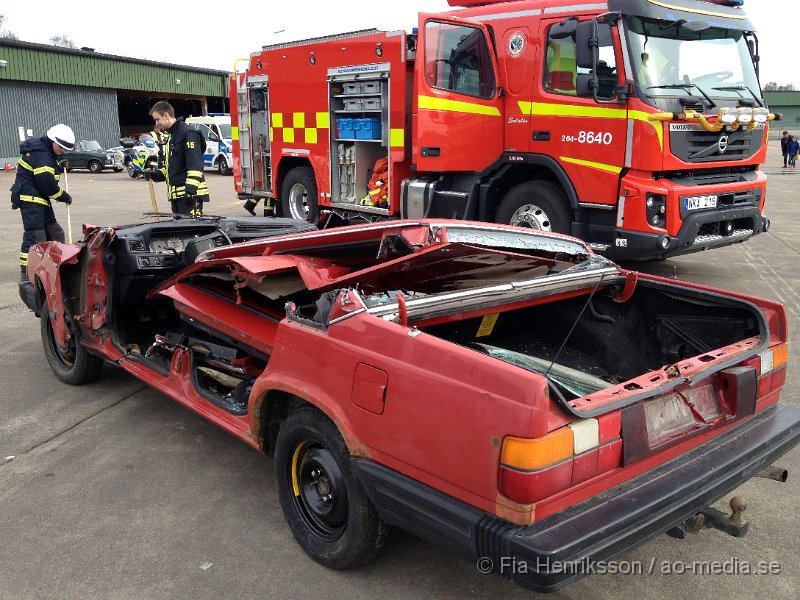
[[156, 119, 209, 202], [10, 136, 66, 208]]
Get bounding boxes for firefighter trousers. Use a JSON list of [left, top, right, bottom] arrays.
[[19, 202, 65, 268], [170, 197, 204, 217]]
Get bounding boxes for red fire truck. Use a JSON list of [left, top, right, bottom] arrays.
[[231, 0, 777, 260]]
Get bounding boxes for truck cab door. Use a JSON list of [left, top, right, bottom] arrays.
[[414, 15, 504, 172], [529, 17, 628, 206]]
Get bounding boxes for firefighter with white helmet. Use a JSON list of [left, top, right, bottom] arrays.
[[10, 124, 75, 282]]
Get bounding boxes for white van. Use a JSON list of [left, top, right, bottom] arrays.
[[186, 114, 233, 175]]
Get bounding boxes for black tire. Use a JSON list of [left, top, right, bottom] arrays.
[[274, 406, 388, 569], [88, 160, 103, 174], [495, 181, 571, 234], [280, 166, 319, 225], [217, 157, 230, 176], [40, 307, 104, 385]]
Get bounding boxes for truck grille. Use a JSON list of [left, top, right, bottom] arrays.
[[670, 128, 760, 163]]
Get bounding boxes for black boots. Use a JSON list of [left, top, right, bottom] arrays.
[[244, 199, 258, 216]]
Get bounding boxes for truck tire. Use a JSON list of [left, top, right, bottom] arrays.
[[495, 181, 571, 233], [41, 308, 104, 385], [281, 167, 319, 225], [88, 160, 103, 174], [274, 406, 388, 569]]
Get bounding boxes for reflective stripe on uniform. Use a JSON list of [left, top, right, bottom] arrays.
[[19, 252, 28, 267], [19, 195, 50, 206], [51, 188, 64, 199], [33, 165, 56, 175], [186, 170, 204, 179], [18, 158, 34, 171]]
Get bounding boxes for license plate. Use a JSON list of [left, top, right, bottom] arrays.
[[685, 194, 717, 211]]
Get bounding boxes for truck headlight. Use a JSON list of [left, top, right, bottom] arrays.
[[736, 107, 752, 124], [719, 107, 737, 125], [753, 107, 769, 123]]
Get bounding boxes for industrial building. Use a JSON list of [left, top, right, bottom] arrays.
[[0, 38, 229, 163]]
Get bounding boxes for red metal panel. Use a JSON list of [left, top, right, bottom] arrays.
[[352, 363, 388, 415]]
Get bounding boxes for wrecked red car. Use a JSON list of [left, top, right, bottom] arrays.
[[20, 218, 800, 591]]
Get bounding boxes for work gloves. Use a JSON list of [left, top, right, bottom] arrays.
[[57, 192, 72, 205], [184, 183, 198, 197], [144, 168, 164, 182]]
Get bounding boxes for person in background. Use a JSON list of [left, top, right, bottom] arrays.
[[10, 124, 74, 282], [781, 130, 790, 168], [787, 135, 799, 169], [145, 101, 209, 216]]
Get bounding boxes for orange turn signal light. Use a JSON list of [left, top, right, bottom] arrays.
[[772, 343, 789, 370], [502, 428, 573, 471]]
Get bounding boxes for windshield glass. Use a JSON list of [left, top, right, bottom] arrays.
[[219, 124, 232, 138], [626, 16, 760, 102], [82, 140, 103, 151]]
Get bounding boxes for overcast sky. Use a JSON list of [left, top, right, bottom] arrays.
[[1, 0, 797, 87]]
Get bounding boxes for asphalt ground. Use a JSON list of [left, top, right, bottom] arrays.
[[0, 143, 798, 600]]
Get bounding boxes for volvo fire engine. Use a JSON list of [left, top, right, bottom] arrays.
[[231, 0, 778, 260]]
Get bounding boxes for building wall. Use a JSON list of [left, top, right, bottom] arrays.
[[0, 80, 120, 163], [764, 91, 800, 134]]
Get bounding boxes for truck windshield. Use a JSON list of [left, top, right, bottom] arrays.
[[625, 16, 760, 104]]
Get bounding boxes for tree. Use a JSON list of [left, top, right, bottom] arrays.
[[0, 13, 18, 39], [764, 81, 796, 92], [49, 35, 76, 48]]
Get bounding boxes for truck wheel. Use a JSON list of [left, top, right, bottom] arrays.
[[217, 157, 230, 176], [88, 160, 103, 174], [41, 308, 104, 385], [495, 181, 571, 233], [274, 406, 388, 569], [281, 167, 319, 225]]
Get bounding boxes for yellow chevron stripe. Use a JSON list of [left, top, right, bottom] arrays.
[[18, 158, 33, 171], [517, 101, 664, 149], [560, 156, 622, 174], [419, 95, 501, 117], [33, 166, 55, 175], [390, 128, 405, 148]]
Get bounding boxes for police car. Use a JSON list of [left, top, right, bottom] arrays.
[[186, 114, 233, 175]]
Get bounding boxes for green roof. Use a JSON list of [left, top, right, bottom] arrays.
[[0, 38, 228, 97]]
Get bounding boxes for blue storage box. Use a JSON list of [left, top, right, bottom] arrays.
[[355, 118, 381, 140], [337, 118, 355, 139]]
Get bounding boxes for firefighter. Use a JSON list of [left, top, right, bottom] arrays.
[[10, 124, 74, 282], [145, 101, 209, 217]]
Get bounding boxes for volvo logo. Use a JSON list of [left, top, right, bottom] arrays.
[[718, 134, 729, 154]]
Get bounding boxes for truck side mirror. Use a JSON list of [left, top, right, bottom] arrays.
[[576, 73, 595, 98], [550, 18, 577, 40], [575, 21, 595, 70]]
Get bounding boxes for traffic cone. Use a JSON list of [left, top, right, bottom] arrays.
[[3, 162, 15, 171]]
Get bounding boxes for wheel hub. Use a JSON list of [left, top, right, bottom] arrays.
[[288, 183, 310, 220], [510, 204, 552, 230], [294, 444, 347, 540]]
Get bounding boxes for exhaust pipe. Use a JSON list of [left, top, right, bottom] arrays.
[[755, 465, 788, 482]]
